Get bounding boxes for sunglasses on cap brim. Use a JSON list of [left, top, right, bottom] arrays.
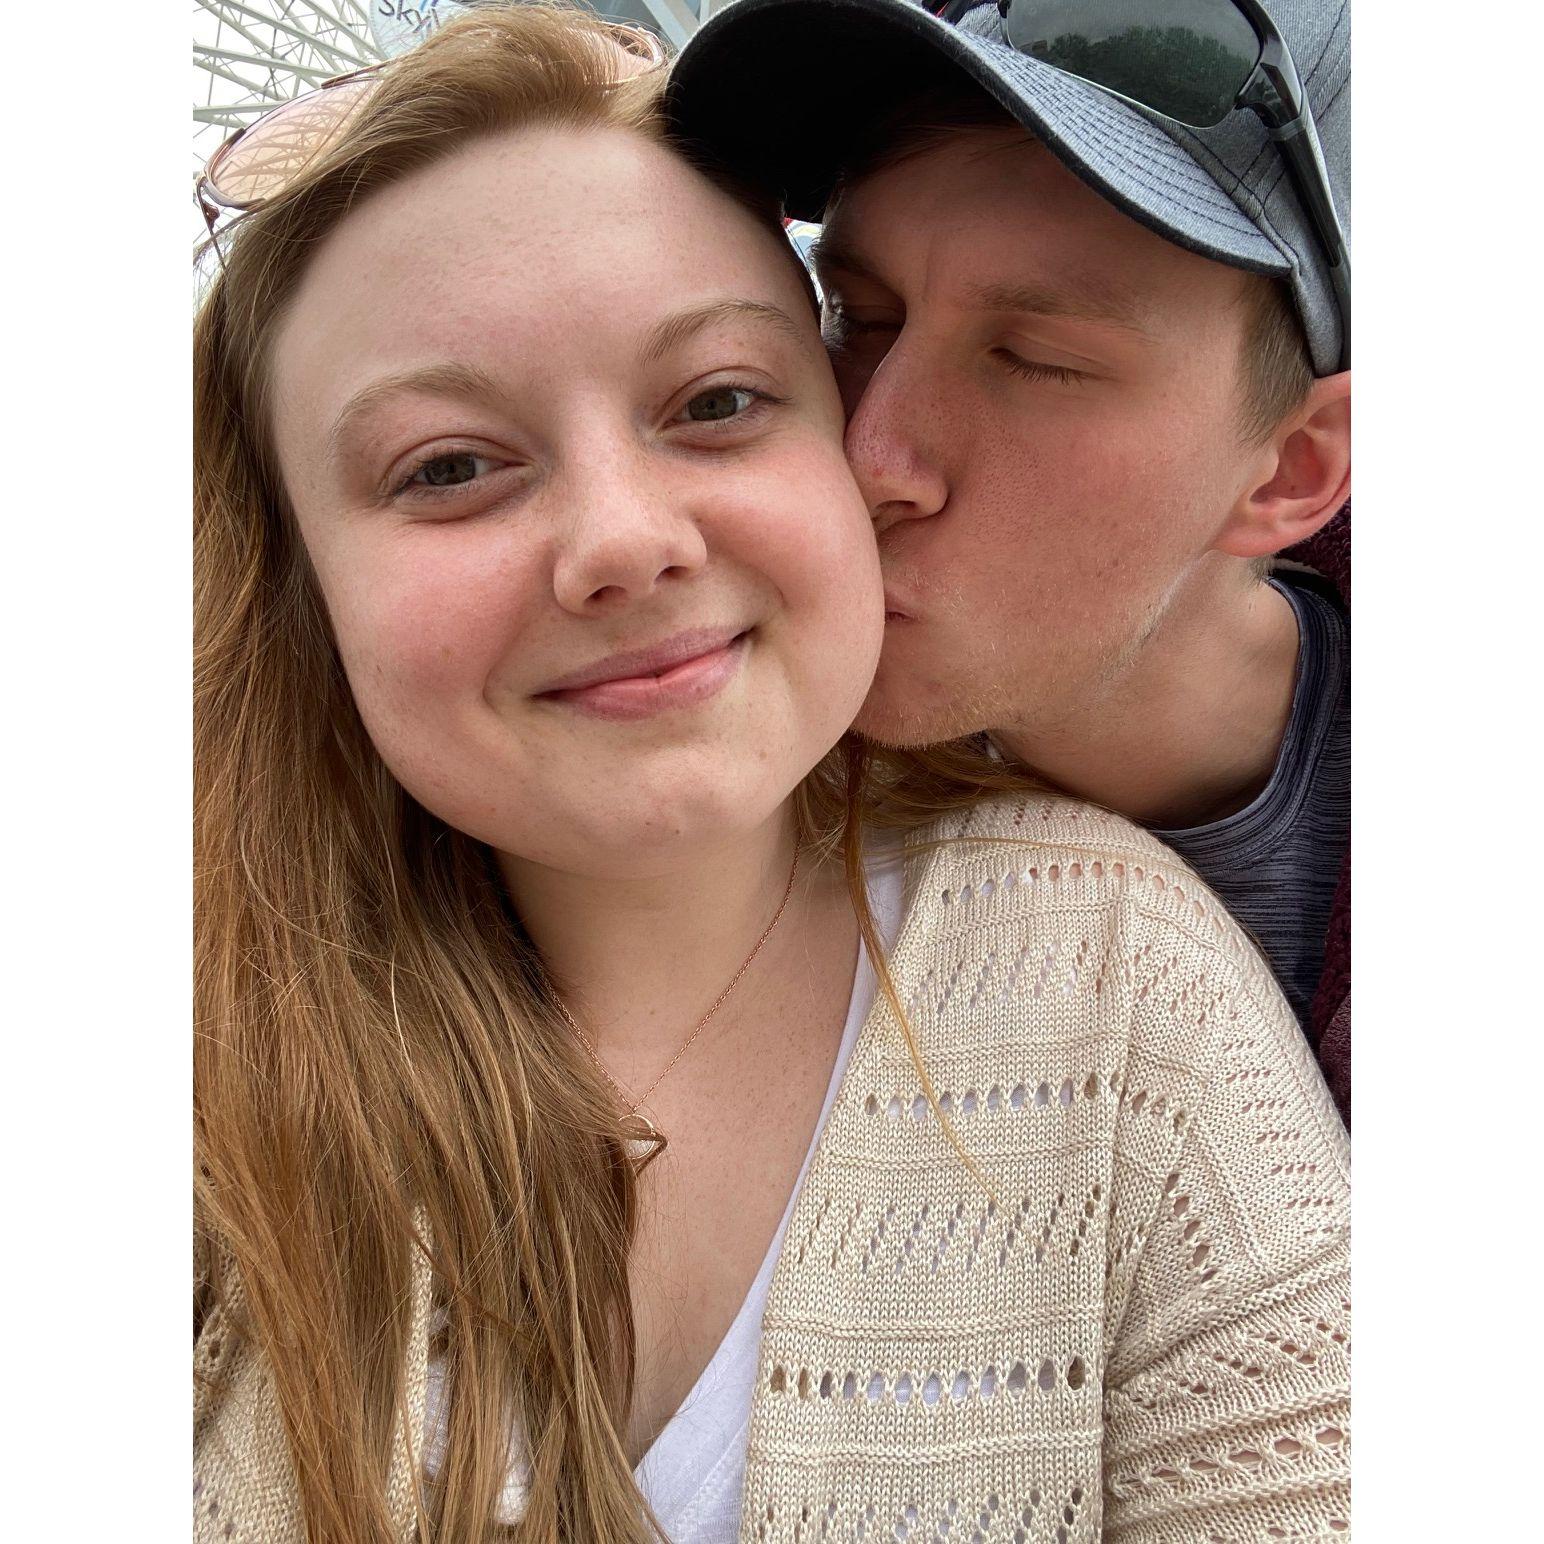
[[934, 0, 1348, 370]]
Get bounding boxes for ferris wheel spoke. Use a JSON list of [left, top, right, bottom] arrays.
[[195, 1, 283, 68], [196, 44, 338, 84], [197, 0, 380, 73], [285, 0, 373, 48], [193, 52, 293, 103], [194, 105, 282, 129]]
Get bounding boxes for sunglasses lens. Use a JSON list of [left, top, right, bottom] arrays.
[[613, 23, 666, 64], [204, 75, 379, 209], [1003, 0, 1261, 127]]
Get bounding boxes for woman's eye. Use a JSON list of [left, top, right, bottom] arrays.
[[409, 451, 497, 488], [681, 386, 757, 423]]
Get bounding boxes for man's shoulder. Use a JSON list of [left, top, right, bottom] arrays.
[[1272, 561, 1345, 609]]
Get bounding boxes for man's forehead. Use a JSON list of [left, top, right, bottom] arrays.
[[816, 124, 1252, 338], [812, 217, 1155, 336]]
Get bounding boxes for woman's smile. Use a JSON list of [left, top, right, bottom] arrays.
[[535, 627, 751, 722]]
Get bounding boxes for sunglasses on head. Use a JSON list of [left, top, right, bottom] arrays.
[[937, 0, 1348, 368], [195, 21, 667, 258]]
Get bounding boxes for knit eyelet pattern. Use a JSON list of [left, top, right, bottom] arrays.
[[194, 793, 1350, 1541]]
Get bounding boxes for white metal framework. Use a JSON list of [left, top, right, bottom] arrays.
[[194, 2, 380, 176], [194, 0, 715, 182]]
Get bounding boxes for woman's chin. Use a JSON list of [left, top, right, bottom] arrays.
[[481, 769, 816, 878], [387, 709, 854, 874]]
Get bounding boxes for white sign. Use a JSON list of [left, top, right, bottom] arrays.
[[371, 2, 479, 59]]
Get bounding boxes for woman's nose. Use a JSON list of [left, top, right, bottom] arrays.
[[842, 347, 951, 536], [550, 461, 708, 614]]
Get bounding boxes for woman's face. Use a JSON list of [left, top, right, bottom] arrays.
[[270, 126, 883, 875]]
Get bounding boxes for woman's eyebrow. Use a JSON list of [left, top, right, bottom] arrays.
[[325, 304, 804, 456], [638, 298, 804, 365], [327, 362, 503, 459]]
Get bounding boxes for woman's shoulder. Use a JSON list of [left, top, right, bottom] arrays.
[[901, 789, 1273, 989], [769, 790, 1349, 1534], [886, 788, 1340, 1146], [913, 786, 1211, 882]]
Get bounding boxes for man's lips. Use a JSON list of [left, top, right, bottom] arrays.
[[534, 627, 750, 722]]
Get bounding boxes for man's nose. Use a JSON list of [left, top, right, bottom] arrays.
[[551, 457, 708, 614], [843, 349, 950, 537]]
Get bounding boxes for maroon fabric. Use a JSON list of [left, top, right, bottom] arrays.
[[1311, 864, 1351, 1120], [1283, 503, 1350, 1127], [1289, 501, 1350, 604]]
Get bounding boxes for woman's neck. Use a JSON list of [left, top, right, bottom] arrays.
[[497, 808, 818, 1087]]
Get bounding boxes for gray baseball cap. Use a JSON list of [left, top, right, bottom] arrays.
[[666, 0, 1350, 376]]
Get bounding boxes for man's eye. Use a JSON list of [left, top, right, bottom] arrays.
[[994, 350, 1083, 387], [408, 452, 497, 488], [681, 386, 757, 423], [822, 308, 897, 347]]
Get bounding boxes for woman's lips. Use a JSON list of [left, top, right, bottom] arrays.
[[538, 631, 749, 722]]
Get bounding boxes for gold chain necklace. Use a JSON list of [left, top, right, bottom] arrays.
[[542, 843, 801, 1154]]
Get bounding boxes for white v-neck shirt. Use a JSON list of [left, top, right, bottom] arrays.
[[633, 848, 905, 1542], [422, 846, 906, 1538]]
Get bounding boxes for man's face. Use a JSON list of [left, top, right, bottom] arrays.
[[816, 129, 1272, 747]]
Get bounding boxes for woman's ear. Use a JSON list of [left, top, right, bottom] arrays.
[[1214, 372, 1350, 559]]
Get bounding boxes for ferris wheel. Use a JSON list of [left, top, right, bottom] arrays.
[[193, 0, 719, 184], [194, 2, 379, 185]]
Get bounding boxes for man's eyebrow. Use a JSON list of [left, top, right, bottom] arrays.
[[811, 237, 1146, 335], [806, 232, 886, 289], [328, 362, 503, 458], [639, 299, 805, 365], [965, 280, 1150, 334]]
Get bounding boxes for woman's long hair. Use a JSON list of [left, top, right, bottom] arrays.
[[194, 7, 1030, 1540]]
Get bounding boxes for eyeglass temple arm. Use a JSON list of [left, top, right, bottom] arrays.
[[1236, 7, 1350, 371]]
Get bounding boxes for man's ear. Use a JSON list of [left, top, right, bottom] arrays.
[[1213, 372, 1350, 559]]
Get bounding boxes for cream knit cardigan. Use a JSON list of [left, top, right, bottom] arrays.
[[194, 793, 1351, 1541]]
